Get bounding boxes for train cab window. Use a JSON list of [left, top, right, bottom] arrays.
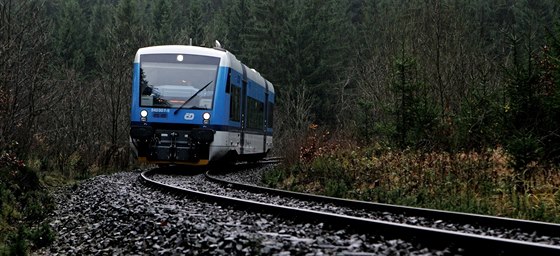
[[229, 86, 241, 122], [139, 54, 219, 109]]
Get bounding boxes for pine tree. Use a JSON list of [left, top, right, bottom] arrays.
[[186, 0, 206, 46], [209, 0, 252, 55], [52, 0, 88, 71], [153, 0, 174, 44], [86, 1, 113, 74]]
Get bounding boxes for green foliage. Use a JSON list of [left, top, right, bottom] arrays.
[[152, 0, 174, 44], [7, 227, 28, 256], [209, 0, 251, 55], [52, 0, 87, 71], [1, 223, 55, 255], [391, 51, 439, 149], [262, 168, 286, 188], [22, 190, 53, 221], [507, 133, 542, 171], [455, 84, 504, 150], [0, 149, 55, 253], [28, 222, 56, 249], [262, 164, 302, 191], [503, 20, 560, 180], [308, 156, 354, 197], [355, 100, 377, 143], [324, 180, 349, 198]]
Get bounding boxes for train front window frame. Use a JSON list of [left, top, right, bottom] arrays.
[[139, 54, 220, 110]]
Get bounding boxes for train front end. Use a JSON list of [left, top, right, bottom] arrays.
[[129, 46, 226, 166]]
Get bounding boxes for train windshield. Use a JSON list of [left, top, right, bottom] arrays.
[[139, 54, 220, 109]]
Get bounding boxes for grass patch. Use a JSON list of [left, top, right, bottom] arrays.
[[264, 144, 560, 223]]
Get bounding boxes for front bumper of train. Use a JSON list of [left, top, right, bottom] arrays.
[[130, 125, 215, 165]]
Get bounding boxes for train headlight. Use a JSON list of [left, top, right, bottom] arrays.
[[203, 112, 211, 120], [140, 110, 148, 117], [140, 109, 148, 122], [202, 112, 211, 125]]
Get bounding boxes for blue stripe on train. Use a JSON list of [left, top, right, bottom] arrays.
[[130, 121, 272, 136]]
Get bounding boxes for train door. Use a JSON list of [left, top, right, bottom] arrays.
[[240, 65, 248, 154], [263, 81, 269, 152]]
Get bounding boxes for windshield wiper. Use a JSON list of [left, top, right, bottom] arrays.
[[174, 80, 213, 115]]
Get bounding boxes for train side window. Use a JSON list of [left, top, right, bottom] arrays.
[[267, 102, 274, 128], [247, 97, 264, 129], [229, 86, 241, 122], [226, 69, 231, 93]]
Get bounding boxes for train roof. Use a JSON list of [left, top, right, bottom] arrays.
[[135, 45, 274, 94]]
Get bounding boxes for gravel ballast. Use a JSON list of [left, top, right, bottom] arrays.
[[35, 171, 448, 255]]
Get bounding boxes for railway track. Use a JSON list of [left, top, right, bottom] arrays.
[[141, 164, 560, 255]]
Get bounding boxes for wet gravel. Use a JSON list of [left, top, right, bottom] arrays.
[[35, 171, 451, 255], [152, 166, 560, 247]]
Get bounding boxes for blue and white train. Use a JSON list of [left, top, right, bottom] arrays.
[[129, 45, 274, 166]]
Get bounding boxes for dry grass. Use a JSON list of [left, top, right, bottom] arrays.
[[264, 139, 560, 223]]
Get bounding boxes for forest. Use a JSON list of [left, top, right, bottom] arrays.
[[0, 0, 559, 168], [1, 0, 560, 253]]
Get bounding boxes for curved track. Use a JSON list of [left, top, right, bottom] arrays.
[[141, 167, 560, 255], [206, 169, 560, 240]]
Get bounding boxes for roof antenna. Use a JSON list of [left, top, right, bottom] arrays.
[[189, 38, 193, 46], [214, 40, 222, 48]]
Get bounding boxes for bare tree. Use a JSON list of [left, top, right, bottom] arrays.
[[274, 84, 314, 162], [0, 0, 54, 154]]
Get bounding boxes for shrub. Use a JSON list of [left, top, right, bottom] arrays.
[[0, 147, 55, 253], [28, 222, 55, 249], [264, 144, 560, 223]]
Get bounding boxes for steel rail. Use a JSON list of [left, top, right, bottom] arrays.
[[141, 169, 560, 255], [205, 171, 560, 238], [226, 157, 283, 167]]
